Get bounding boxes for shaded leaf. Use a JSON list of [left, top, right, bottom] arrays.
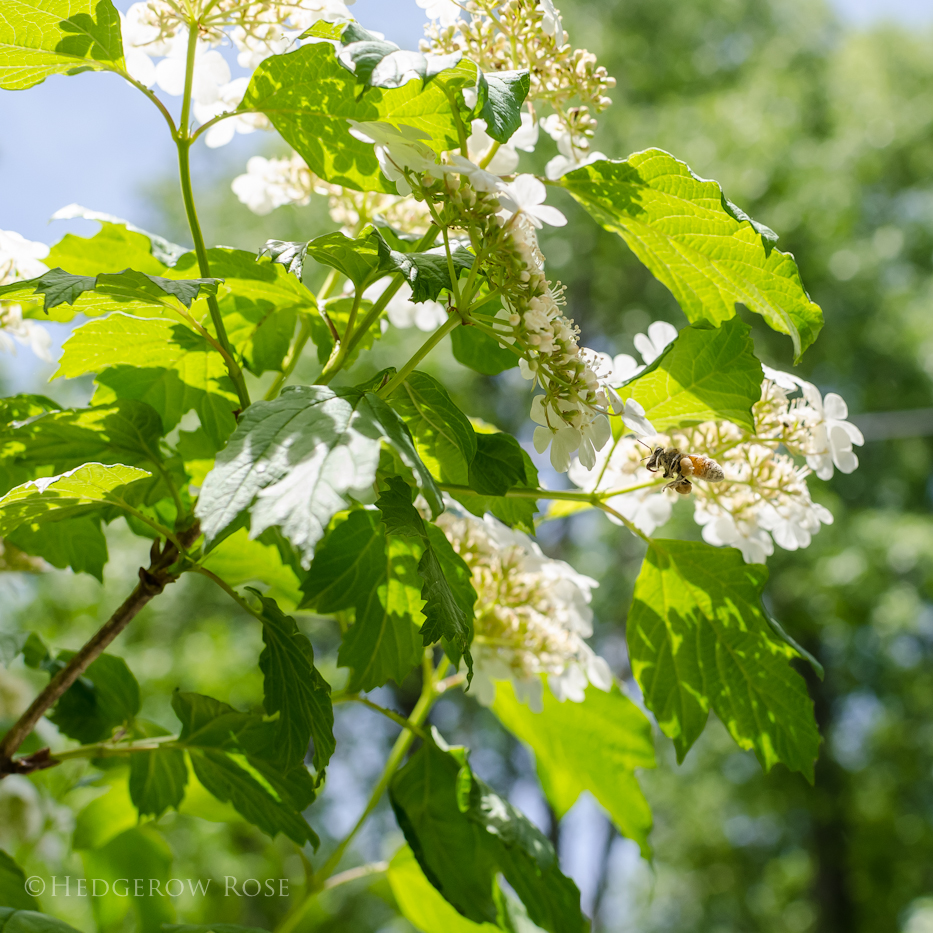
[[8, 516, 108, 580], [389, 739, 586, 933], [628, 539, 820, 778], [0, 850, 39, 911], [451, 323, 518, 375], [0, 908, 83, 931], [376, 478, 474, 677], [305, 226, 393, 289], [478, 70, 531, 143], [249, 589, 335, 771], [129, 746, 188, 819], [302, 510, 424, 692], [379, 243, 474, 303], [46, 650, 141, 744], [561, 151, 823, 360]]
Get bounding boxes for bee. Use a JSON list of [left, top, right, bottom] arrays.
[[644, 446, 725, 496]]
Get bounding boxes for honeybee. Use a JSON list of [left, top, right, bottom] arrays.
[[644, 446, 725, 496]]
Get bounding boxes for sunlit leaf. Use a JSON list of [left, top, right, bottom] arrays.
[[618, 318, 764, 431], [561, 151, 823, 361], [0, 0, 125, 90], [493, 680, 655, 855], [628, 539, 820, 778]]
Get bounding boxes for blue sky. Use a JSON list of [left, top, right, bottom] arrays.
[[0, 0, 931, 247]]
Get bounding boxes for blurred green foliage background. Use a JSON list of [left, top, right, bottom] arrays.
[[4, 0, 933, 931]]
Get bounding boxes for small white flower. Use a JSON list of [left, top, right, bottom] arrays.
[[621, 398, 655, 438], [442, 154, 506, 193], [0, 230, 49, 285], [633, 320, 678, 365], [800, 386, 864, 479], [417, 0, 463, 26], [611, 353, 643, 384], [232, 154, 312, 215], [0, 305, 52, 362], [349, 120, 438, 194], [696, 509, 774, 565], [538, 0, 563, 37], [498, 174, 567, 227]]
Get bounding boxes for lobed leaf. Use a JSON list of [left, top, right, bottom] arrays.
[[376, 478, 475, 678], [241, 41, 477, 193], [618, 317, 764, 431], [493, 681, 655, 855], [561, 151, 823, 361], [0, 0, 125, 90], [302, 510, 424, 692], [171, 691, 320, 847], [196, 385, 440, 564], [379, 243, 474, 303], [0, 268, 221, 323], [0, 463, 152, 537], [388, 371, 477, 485], [628, 539, 820, 779], [0, 850, 40, 912], [249, 589, 335, 772], [389, 739, 586, 933], [129, 744, 189, 819], [306, 226, 394, 289], [57, 313, 238, 445]]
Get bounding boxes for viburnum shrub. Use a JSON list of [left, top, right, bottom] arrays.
[[0, 0, 862, 928]]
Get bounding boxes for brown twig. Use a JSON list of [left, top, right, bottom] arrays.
[[0, 523, 201, 777]]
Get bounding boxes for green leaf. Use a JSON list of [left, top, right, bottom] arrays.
[[389, 372, 477, 485], [201, 528, 303, 609], [46, 650, 141, 744], [129, 745, 189, 819], [249, 589, 335, 771], [333, 22, 464, 90], [0, 399, 166, 484], [8, 516, 108, 581], [0, 908, 83, 932], [0, 394, 60, 425], [163, 926, 270, 933], [376, 478, 474, 676], [0, 850, 39, 911], [259, 239, 309, 280], [80, 825, 173, 933], [196, 386, 441, 562], [493, 681, 655, 856], [451, 323, 518, 375], [57, 313, 238, 444], [171, 691, 319, 847], [617, 318, 764, 432], [380, 243, 474, 303], [628, 539, 820, 778], [389, 739, 586, 933], [302, 510, 424, 692], [477, 70, 531, 144], [0, 268, 221, 322], [0, 0, 125, 91], [306, 226, 393, 289], [0, 463, 152, 537], [453, 432, 539, 534], [388, 845, 500, 933], [241, 42, 477, 193], [46, 214, 180, 275], [165, 249, 315, 375], [560, 151, 824, 361]]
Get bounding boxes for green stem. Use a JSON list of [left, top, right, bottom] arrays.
[[174, 25, 250, 412], [438, 483, 598, 503], [194, 567, 264, 620], [265, 314, 312, 401], [377, 314, 462, 398], [322, 862, 388, 891], [121, 72, 177, 135], [49, 735, 178, 763], [347, 696, 429, 739], [275, 654, 438, 933]]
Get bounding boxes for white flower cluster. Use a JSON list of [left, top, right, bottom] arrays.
[[438, 505, 612, 711], [420, 0, 615, 178], [569, 326, 865, 563], [121, 0, 354, 147], [0, 231, 53, 363]]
